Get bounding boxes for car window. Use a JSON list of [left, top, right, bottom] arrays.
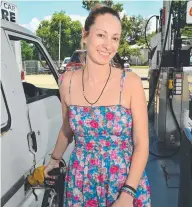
[[70, 53, 81, 63], [8, 36, 59, 103], [64, 58, 70, 64]]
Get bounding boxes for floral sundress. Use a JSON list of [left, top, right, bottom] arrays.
[[63, 69, 151, 207]]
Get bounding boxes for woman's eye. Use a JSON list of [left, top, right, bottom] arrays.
[[113, 37, 119, 41], [97, 34, 105, 38]]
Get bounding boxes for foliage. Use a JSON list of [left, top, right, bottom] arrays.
[[172, 1, 192, 37], [36, 11, 82, 60]]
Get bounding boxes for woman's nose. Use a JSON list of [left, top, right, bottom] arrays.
[[103, 37, 111, 50]]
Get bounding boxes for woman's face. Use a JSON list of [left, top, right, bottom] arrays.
[[84, 13, 121, 65]]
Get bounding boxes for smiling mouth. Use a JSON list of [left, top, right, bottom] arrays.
[[98, 51, 111, 57]]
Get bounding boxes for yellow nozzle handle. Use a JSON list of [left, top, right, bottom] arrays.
[[168, 79, 173, 89], [28, 166, 45, 185]]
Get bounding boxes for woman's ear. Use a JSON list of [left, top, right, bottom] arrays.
[[82, 29, 88, 43]]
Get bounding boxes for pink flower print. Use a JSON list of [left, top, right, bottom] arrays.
[[106, 112, 114, 120], [127, 109, 132, 114], [88, 174, 92, 179], [73, 160, 79, 169], [69, 111, 74, 118], [120, 167, 126, 174], [110, 165, 119, 174], [140, 179, 146, 187], [96, 186, 102, 194], [65, 175, 71, 182], [110, 174, 116, 181], [107, 200, 112, 206], [103, 152, 108, 158], [90, 120, 99, 128], [115, 116, 121, 122], [147, 185, 150, 193], [76, 172, 82, 180], [97, 174, 104, 183], [114, 140, 119, 145], [76, 180, 83, 188], [138, 195, 146, 203], [128, 121, 132, 128], [114, 132, 121, 136], [114, 123, 122, 133], [83, 107, 89, 112], [102, 130, 107, 135], [118, 174, 126, 183], [78, 120, 83, 125], [121, 141, 127, 149], [86, 142, 94, 151], [67, 192, 72, 198], [74, 196, 80, 201], [101, 188, 105, 197], [128, 155, 133, 162], [111, 150, 118, 159], [85, 199, 98, 207], [76, 149, 82, 158], [90, 159, 99, 166], [105, 141, 111, 147], [134, 199, 143, 207]]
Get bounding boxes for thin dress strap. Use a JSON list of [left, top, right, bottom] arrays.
[[119, 69, 127, 104], [69, 70, 75, 105]]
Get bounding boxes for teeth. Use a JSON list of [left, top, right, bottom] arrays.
[[99, 51, 110, 56]]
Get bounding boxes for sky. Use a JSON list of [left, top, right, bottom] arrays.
[[6, 0, 163, 32]]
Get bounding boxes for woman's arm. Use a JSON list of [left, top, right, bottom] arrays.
[[125, 73, 149, 189], [44, 72, 74, 177], [117, 72, 149, 205]]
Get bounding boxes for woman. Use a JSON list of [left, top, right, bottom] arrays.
[[44, 5, 151, 207]]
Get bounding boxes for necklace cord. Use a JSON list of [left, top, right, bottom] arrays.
[[82, 65, 111, 106]]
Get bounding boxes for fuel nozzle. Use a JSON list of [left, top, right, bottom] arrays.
[[28, 166, 45, 186], [168, 69, 174, 98]]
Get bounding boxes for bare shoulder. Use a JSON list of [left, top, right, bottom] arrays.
[[59, 69, 82, 89], [58, 69, 82, 103], [58, 70, 72, 89], [125, 71, 143, 90]]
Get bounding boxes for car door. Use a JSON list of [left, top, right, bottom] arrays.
[[6, 31, 63, 165], [1, 28, 34, 207]]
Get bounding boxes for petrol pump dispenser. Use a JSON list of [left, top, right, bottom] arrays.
[[148, 1, 192, 151], [146, 1, 192, 206]]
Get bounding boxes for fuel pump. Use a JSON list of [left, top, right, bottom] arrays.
[[147, 1, 192, 206], [148, 1, 192, 151]]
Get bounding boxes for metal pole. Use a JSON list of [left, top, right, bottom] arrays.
[[59, 21, 61, 68]]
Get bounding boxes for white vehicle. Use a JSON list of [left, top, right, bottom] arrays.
[[124, 62, 130, 69], [60, 57, 70, 73], [0, 3, 73, 207]]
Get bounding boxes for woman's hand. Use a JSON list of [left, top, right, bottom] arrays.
[[44, 158, 60, 178], [111, 192, 134, 207]]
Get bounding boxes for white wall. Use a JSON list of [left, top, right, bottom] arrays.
[[130, 48, 149, 65]]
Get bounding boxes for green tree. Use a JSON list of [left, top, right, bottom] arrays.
[[171, 1, 192, 37], [172, 0, 188, 30], [82, 0, 113, 10], [21, 41, 34, 60], [181, 26, 192, 37], [36, 11, 82, 60]]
